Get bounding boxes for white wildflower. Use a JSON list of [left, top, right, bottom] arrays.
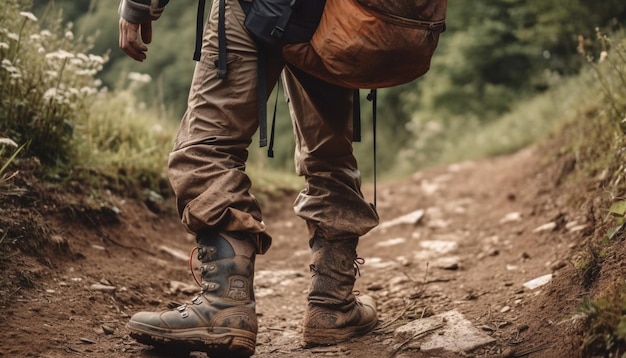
[[93, 79, 103, 87], [599, 51, 608, 64], [75, 69, 97, 76], [69, 58, 83, 66], [46, 50, 74, 60], [30, 34, 41, 41], [77, 53, 90, 62], [128, 72, 152, 83], [37, 46, 45, 54], [43, 88, 58, 100], [8, 67, 22, 79], [80, 86, 97, 96], [7, 32, 19, 41], [1, 59, 11, 67], [19, 12, 38, 22], [40, 30, 52, 37], [0, 42, 9, 50], [46, 70, 58, 78], [0, 138, 19, 147], [88, 54, 105, 65], [65, 31, 74, 41]]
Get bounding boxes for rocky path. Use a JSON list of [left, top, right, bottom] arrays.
[[0, 147, 587, 357]]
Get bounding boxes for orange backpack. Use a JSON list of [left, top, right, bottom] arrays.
[[282, 0, 448, 89]]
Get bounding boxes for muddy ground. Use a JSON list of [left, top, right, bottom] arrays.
[[1, 145, 620, 357]]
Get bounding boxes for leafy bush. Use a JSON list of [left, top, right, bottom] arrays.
[[0, 0, 105, 165], [0, 0, 177, 195], [571, 30, 626, 357]]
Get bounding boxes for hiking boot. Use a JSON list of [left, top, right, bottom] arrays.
[[126, 231, 258, 357], [303, 234, 378, 346]]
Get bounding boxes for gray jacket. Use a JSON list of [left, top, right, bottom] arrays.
[[119, 0, 170, 24]]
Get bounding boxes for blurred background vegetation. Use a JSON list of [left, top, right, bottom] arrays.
[[1, 0, 625, 188]]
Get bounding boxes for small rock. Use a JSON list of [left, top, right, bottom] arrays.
[[522, 274, 552, 290], [506, 265, 518, 271], [550, 260, 567, 271], [169, 281, 198, 294], [159, 245, 188, 262], [368, 284, 384, 291], [79, 337, 95, 344], [394, 310, 495, 354], [377, 210, 424, 230], [500, 306, 511, 313], [90, 284, 116, 293], [532, 222, 557, 233], [500, 212, 522, 224], [102, 325, 115, 335]]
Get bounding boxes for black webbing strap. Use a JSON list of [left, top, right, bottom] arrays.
[[367, 89, 378, 208], [217, 0, 227, 78], [257, 47, 268, 148], [271, 3, 293, 40], [267, 79, 281, 157], [352, 89, 361, 142], [193, 0, 206, 61]]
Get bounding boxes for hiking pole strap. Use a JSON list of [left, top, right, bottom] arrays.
[[193, 0, 206, 61]]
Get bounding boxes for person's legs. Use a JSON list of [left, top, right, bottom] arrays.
[[126, 0, 283, 356], [282, 66, 380, 345]]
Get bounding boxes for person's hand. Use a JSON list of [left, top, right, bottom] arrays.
[[119, 17, 152, 62]]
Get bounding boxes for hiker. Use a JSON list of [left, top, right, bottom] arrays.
[[118, 0, 380, 355]]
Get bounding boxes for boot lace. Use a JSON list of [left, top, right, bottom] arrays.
[[354, 257, 365, 277], [189, 246, 202, 287]]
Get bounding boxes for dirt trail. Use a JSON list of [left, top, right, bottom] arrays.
[[1, 147, 589, 357]]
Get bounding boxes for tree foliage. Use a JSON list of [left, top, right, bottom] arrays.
[[27, 0, 626, 176]]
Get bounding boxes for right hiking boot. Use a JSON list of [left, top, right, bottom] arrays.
[[302, 234, 378, 346], [126, 231, 258, 357]]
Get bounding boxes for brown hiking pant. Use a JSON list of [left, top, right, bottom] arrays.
[[167, 0, 379, 253]]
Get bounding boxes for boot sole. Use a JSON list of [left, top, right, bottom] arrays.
[[127, 321, 256, 357], [303, 318, 378, 346]]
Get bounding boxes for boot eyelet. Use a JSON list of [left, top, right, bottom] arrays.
[[197, 247, 206, 260], [202, 282, 220, 292]]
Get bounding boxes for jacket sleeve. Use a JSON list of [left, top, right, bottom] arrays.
[[119, 0, 170, 23]]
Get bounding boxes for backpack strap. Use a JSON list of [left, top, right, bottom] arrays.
[[367, 89, 377, 208], [193, 0, 226, 79], [352, 89, 361, 142], [216, 0, 228, 78], [193, 0, 206, 61], [194, 0, 227, 80]]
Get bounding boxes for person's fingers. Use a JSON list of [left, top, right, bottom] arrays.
[[118, 18, 148, 62], [140, 22, 152, 45]]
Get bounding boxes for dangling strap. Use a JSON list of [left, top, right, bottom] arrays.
[[367, 89, 378, 208], [267, 79, 281, 157], [257, 46, 268, 148], [193, 0, 206, 61], [216, 0, 227, 78], [352, 89, 361, 142], [271, 2, 294, 40]]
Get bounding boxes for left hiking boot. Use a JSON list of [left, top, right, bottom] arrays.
[[302, 234, 378, 346], [126, 231, 258, 357]]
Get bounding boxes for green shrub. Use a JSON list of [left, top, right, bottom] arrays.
[[0, 0, 105, 166]]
